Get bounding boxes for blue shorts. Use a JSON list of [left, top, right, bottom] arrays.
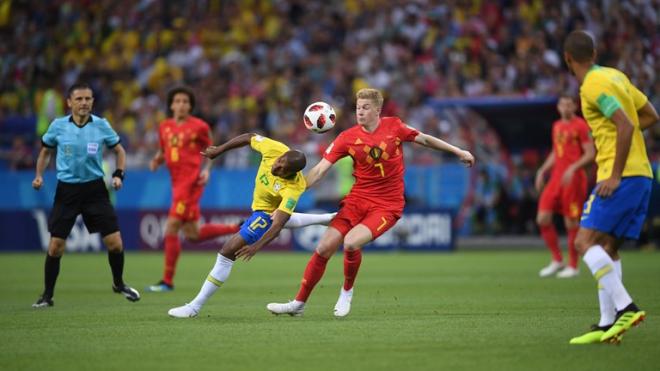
[[580, 177, 652, 239], [238, 211, 273, 245]]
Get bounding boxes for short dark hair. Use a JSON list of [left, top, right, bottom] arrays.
[[563, 30, 595, 63], [166, 86, 196, 116], [285, 150, 307, 173], [558, 92, 576, 101], [67, 82, 93, 98]]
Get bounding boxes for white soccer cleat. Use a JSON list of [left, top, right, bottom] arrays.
[[539, 261, 564, 277], [556, 266, 579, 278], [168, 303, 199, 318], [334, 288, 353, 317], [266, 300, 305, 316]]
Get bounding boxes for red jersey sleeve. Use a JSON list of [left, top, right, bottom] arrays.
[[323, 132, 349, 163], [199, 122, 211, 149], [394, 117, 420, 142], [158, 123, 166, 151]]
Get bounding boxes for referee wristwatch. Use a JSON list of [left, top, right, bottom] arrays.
[[112, 169, 125, 181]]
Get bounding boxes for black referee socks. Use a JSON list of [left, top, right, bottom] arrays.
[[107, 250, 125, 288]]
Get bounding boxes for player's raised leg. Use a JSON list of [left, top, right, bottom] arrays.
[[195, 222, 240, 240], [284, 212, 337, 228], [267, 227, 343, 316]]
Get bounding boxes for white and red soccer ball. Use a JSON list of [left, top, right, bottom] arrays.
[[303, 101, 336, 133]]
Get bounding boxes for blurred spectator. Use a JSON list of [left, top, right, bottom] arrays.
[[0, 0, 656, 163], [0, 136, 35, 171], [473, 168, 502, 234], [35, 81, 64, 137], [0, 0, 657, 235]]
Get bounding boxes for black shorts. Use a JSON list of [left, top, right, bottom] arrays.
[[48, 178, 119, 239]]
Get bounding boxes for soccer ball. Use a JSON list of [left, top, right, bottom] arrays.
[[303, 101, 336, 133]]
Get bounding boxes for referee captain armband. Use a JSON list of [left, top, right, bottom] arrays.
[[112, 169, 125, 181]]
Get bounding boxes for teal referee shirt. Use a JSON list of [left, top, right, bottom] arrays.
[[42, 114, 120, 183]]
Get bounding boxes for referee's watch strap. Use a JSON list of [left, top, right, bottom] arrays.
[[112, 169, 125, 181]]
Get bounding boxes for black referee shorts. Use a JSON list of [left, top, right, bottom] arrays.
[[48, 178, 120, 239]]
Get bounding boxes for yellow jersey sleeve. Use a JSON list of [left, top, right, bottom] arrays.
[[628, 81, 648, 110], [581, 79, 622, 119], [276, 181, 305, 215]]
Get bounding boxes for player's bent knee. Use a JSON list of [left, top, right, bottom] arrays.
[[573, 232, 593, 256], [48, 238, 66, 256], [315, 247, 334, 259], [106, 243, 123, 253], [165, 218, 183, 235], [343, 243, 361, 252], [315, 242, 340, 258], [183, 231, 200, 242], [536, 213, 552, 226], [103, 232, 124, 253]]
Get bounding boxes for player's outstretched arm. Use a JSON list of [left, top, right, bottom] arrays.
[[32, 147, 53, 190], [305, 158, 333, 188], [413, 132, 475, 167], [638, 102, 659, 131], [235, 210, 290, 261], [201, 133, 255, 159]]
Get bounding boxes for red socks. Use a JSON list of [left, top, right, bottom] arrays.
[[293, 249, 363, 302], [163, 234, 181, 286], [567, 227, 579, 269], [198, 223, 240, 241], [539, 224, 562, 263], [343, 249, 362, 291], [295, 252, 329, 302]]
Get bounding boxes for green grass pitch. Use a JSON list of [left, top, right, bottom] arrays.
[[1, 250, 658, 371]]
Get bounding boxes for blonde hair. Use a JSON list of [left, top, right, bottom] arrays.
[[356, 88, 384, 109]]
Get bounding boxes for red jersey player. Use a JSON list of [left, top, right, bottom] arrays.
[[535, 94, 594, 278], [267, 88, 475, 317], [147, 87, 239, 292]]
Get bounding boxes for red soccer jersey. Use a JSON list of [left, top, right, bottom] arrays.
[[158, 116, 211, 181], [323, 116, 419, 210], [550, 116, 590, 176]]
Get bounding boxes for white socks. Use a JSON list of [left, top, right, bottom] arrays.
[[284, 212, 336, 228], [583, 246, 632, 313], [597, 259, 622, 327], [613, 259, 622, 279], [190, 254, 234, 311]]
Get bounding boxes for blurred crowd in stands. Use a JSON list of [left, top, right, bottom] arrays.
[[0, 0, 658, 237]]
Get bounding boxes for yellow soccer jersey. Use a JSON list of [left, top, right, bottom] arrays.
[[580, 65, 652, 182], [250, 135, 306, 214]]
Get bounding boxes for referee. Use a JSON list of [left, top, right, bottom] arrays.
[[31, 82, 140, 307]]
